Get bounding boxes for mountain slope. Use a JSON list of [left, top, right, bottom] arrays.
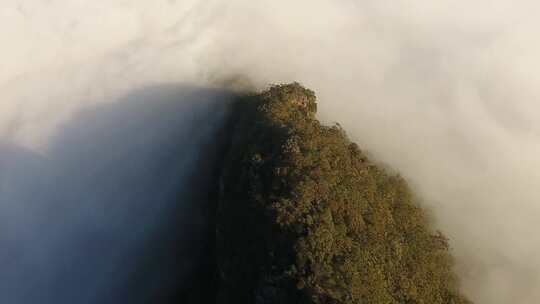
[[216, 83, 471, 304]]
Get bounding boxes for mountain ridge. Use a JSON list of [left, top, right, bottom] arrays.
[[215, 83, 471, 303]]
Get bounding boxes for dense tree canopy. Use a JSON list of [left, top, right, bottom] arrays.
[[216, 83, 471, 304]]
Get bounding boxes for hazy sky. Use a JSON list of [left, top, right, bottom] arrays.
[[2, 1, 540, 303]]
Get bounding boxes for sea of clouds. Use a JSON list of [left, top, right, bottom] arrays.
[[2, 1, 540, 303]]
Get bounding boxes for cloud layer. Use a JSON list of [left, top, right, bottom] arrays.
[[2, 1, 540, 303]]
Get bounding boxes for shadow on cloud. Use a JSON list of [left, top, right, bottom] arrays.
[[0, 84, 232, 304]]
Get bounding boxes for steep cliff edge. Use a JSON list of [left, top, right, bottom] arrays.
[[216, 83, 471, 304]]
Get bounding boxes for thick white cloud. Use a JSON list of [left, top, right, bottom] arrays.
[[2, 0, 540, 303]]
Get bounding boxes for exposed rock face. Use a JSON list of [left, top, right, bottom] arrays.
[[216, 83, 471, 304]]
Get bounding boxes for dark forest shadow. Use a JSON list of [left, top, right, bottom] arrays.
[[0, 84, 234, 304]]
